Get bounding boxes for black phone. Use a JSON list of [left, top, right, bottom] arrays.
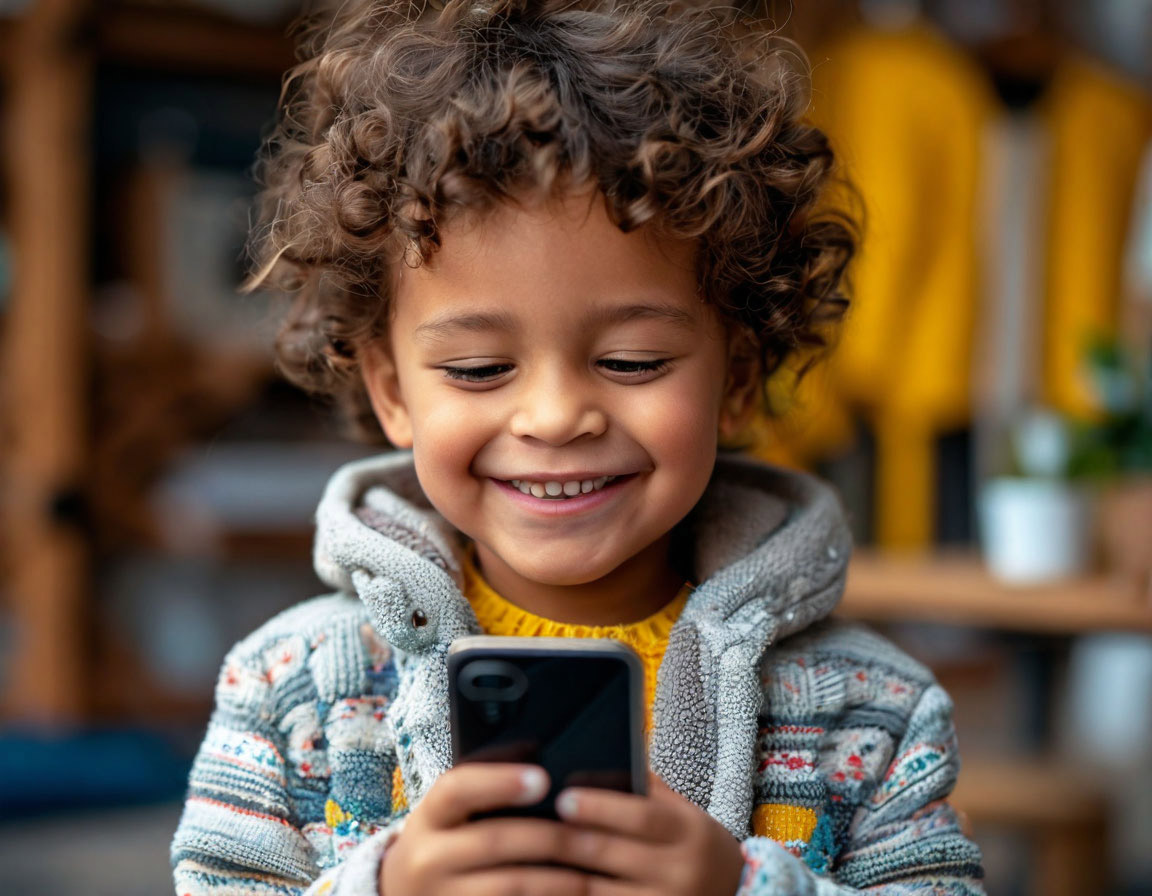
[[447, 635, 647, 819]]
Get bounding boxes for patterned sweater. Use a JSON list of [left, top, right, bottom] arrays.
[[171, 451, 985, 895]]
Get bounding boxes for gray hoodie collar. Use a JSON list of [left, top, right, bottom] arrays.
[[313, 450, 852, 653]]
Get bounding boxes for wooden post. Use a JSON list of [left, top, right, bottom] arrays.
[[1, 0, 94, 722]]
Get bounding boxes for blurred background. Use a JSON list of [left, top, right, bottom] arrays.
[[0, 0, 1149, 893]]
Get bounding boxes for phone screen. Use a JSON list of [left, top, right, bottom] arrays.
[[448, 637, 645, 819]]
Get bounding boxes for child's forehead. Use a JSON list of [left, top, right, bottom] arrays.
[[374, 192, 740, 358], [408, 299, 704, 344], [401, 188, 697, 286]]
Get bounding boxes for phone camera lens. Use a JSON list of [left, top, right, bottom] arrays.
[[481, 701, 503, 724]]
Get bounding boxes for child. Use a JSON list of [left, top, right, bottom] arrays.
[[172, 0, 986, 893]]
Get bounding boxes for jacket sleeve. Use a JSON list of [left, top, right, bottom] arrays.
[[736, 683, 986, 895], [170, 639, 406, 896]]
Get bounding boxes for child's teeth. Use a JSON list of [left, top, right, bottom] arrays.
[[512, 476, 618, 498]]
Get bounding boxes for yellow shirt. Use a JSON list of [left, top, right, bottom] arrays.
[[460, 547, 690, 733]]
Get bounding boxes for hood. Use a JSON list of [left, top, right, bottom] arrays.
[[313, 450, 853, 654]]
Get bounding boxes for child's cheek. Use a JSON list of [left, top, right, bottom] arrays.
[[407, 391, 504, 525], [632, 368, 724, 453], [410, 379, 501, 451]]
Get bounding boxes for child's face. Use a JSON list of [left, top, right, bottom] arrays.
[[362, 189, 752, 591]]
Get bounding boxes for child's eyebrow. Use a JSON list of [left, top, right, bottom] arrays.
[[414, 302, 698, 343]]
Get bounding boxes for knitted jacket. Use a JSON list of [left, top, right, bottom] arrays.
[[171, 451, 985, 895]]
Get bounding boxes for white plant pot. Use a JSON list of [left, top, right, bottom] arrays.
[[978, 477, 1093, 584]]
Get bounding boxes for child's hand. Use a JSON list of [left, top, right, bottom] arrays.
[[379, 763, 584, 895], [379, 765, 745, 895], [553, 771, 746, 896]]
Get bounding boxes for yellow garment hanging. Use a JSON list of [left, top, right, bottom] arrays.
[[762, 23, 994, 549], [1040, 56, 1152, 418]]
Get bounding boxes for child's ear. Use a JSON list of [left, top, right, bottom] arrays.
[[718, 332, 761, 441], [360, 341, 414, 449]]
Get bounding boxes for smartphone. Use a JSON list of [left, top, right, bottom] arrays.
[[447, 635, 647, 819]]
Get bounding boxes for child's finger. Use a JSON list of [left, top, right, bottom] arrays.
[[432, 817, 587, 874], [417, 763, 548, 829], [554, 783, 682, 842], [554, 826, 663, 882]]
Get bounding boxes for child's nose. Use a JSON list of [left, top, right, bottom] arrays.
[[508, 370, 608, 445]]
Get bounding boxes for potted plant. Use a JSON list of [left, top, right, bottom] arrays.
[[978, 334, 1152, 587], [1066, 336, 1152, 590], [978, 407, 1095, 584]]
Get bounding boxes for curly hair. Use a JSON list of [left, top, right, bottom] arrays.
[[247, 0, 859, 442]]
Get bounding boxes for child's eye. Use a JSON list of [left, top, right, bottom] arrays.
[[598, 358, 671, 377], [440, 364, 512, 382], [439, 358, 671, 384]]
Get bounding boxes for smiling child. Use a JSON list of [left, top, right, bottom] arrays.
[[171, 1, 986, 893]]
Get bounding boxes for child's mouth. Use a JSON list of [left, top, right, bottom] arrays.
[[504, 475, 621, 500]]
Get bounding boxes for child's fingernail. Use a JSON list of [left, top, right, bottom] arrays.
[[556, 790, 579, 818], [518, 768, 547, 803]]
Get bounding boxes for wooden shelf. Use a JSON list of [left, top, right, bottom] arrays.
[[952, 755, 1111, 896], [1, 0, 95, 722], [2, 6, 295, 78], [838, 549, 1152, 635], [953, 755, 1108, 828], [219, 527, 313, 559], [97, 5, 295, 77]]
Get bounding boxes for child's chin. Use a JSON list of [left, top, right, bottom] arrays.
[[519, 565, 607, 587], [510, 555, 619, 588]]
